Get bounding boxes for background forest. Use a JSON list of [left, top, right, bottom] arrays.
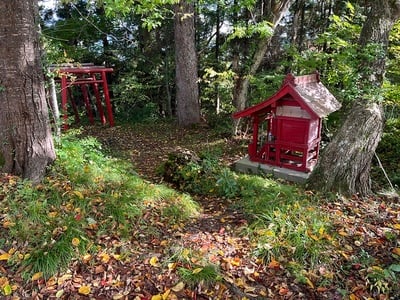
[[39, 0, 400, 189]]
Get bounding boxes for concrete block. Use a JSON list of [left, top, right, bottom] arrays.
[[234, 157, 310, 184]]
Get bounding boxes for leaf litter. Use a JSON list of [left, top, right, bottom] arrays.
[[0, 123, 399, 299]]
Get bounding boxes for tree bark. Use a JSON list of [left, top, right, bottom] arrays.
[[308, 0, 400, 196], [309, 103, 384, 195], [0, 0, 56, 183], [174, 0, 201, 126]]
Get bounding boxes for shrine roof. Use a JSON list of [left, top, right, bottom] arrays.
[[233, 73, 341, 119]]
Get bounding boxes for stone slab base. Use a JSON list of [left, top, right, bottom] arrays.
[[234, 156, 310, 184]]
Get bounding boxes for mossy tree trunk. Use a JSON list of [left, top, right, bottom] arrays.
[[308, 1, 400, 196], [0, 0, 56, 183]]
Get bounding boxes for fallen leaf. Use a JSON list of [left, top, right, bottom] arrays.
[[307, 230, 319, 241], [268, 259, 280, 269], [349, 293, 359, 300], [192, 267, 203, 274], [3, 284, 12, 296], [162, 289, 171, 300], [0, 277, 8, 287], [112, 293, 124, 300], [48, 211, 58, 218], [392, 223, 400, 230], [235, 277, 245, 287], [2, 220, 15, 228], [168, 262, 177, 270], [112, 254, 121, 260], [31, 272, 43, 281], [94, 265, 105, 275], [73, 190, 84, 199], [0, 253, 10, 261], [82, 254, 92, 263], [78, 285, 91, 295], [57, 274, 72, 285], [46, 277, 57, 287], [339, 251, 349, 260], [55, 289, 64, 298], [171, 281, 185, 292], [305, 277, 314, 289], [231, 257, 241, 267], [72, 238, 80, 247], [279, 287, 289, 295], [392, 247, 400, 256], [243, 266, 255, 276], [149, 256, 159, 267], [99, 253, 110, 263]]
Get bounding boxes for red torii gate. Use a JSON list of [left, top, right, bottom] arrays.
[[50, 64, 114, 129]]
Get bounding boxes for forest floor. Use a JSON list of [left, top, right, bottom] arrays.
[[1, 122, 399, 299], [77, 122, 329, 300], [78, 122, 399, 300]]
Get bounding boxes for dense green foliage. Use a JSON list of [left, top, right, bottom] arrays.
[[39, 1, 400, 189]]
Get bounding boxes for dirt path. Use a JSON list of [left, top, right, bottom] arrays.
[[84, 123, 245, 181]]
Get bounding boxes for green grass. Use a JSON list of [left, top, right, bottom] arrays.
[[235, 174, 335, 272], [0, 130, 200, 279], [165, 245, 222, 287], [178, 264, 222, 287], [160, 149, 336, 273]]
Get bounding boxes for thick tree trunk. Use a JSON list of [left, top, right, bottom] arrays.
[[0, 0, 56, 183], [174, 0, 201, 126], [308, 0, 400, 196], [308, 103, 384, 195]]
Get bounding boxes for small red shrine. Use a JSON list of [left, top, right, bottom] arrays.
[[50, 64, 114, 129], [233, 72, 341, 173]]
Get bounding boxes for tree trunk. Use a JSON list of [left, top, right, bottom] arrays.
[[308, 0, 400, 196], [174, 0, 201, 126], [0, 0, 56, 183], [232, 0, 294, 133], [309, 103, 384, 195]]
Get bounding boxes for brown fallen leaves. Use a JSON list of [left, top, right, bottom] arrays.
[[0, 124, 399, 299]]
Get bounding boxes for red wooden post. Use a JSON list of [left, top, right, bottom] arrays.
[[67, 87, 80, 123], [101, 70, 114, 127], [91, 74, 106, 124], [81, 84, 94, 124]]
